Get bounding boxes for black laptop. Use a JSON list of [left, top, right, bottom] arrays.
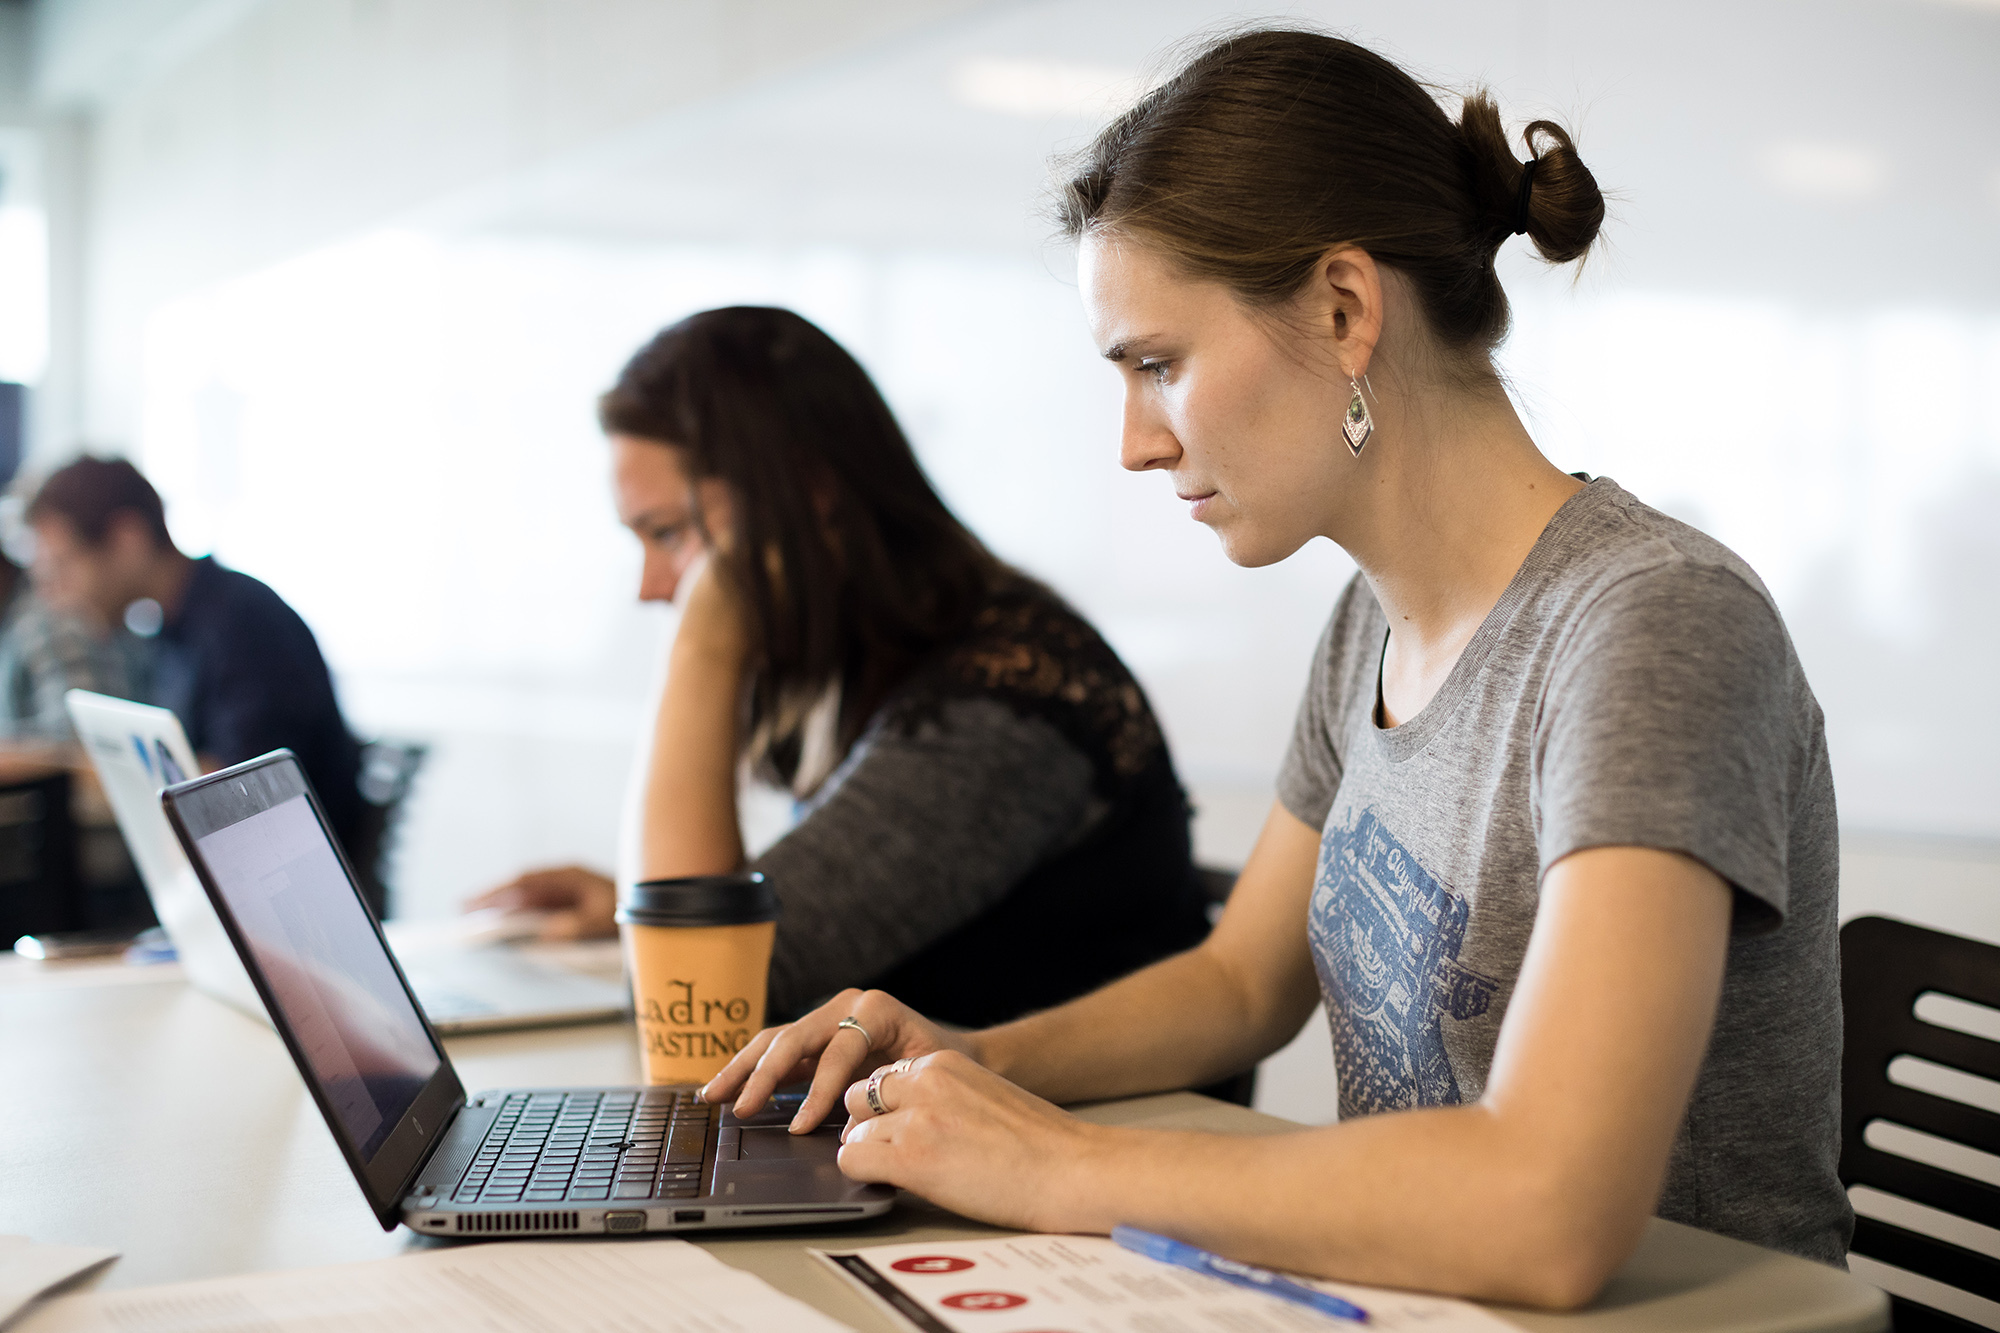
[[162, 750, 895, 1237]]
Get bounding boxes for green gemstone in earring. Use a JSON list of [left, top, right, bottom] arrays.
[[1342, 379, 1374, 457]]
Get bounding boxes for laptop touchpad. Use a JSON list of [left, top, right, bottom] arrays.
[[737, 1127, 841, 1161]]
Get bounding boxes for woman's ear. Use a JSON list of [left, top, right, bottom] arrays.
[[1316, 247, 1385, 381]]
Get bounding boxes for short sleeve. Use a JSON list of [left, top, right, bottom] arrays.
[[1534, 562, 1799, 930], [1277, 582, 1376, 832]]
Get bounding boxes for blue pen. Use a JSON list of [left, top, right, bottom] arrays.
[[1112, 1225, 1370, 1324]]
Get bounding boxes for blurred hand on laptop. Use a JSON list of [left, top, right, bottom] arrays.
[[463, 865, 618, 941]]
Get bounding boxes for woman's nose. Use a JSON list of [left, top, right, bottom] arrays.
[[637, 550, 681, 604], [1119, 393, 1181, 473]]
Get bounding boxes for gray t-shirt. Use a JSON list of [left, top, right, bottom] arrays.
[[1277, 478, 1850, 1265]]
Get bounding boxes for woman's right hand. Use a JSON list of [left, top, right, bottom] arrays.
[[701, 987, 978, 1133]]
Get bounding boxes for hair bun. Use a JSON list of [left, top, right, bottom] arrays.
[[1058, 30, 1608, 356], [1458, 93, 1605, 264]]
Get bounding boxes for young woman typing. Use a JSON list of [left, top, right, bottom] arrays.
[[700, 31, 1849, 1309], [474, 307, 1210, 1028]]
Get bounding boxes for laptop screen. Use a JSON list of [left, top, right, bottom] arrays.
[[188, 775, 440, 1159], [65, 691, 269, 1023]]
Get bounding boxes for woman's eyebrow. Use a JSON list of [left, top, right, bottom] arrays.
[[625, 506, 689, 531], [1101, 335, 1166, 363]]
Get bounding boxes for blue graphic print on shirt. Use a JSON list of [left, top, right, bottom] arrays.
[[1308, 807, 1500, 1116]]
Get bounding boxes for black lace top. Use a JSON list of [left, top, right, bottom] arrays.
[[755, 574, 1211, 1027], [883, 576, 1166, 800]]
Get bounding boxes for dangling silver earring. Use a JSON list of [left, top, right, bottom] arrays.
[[1342, 375, 1375, 457]]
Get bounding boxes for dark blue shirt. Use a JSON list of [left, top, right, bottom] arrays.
[[150, 557, 363, 847]]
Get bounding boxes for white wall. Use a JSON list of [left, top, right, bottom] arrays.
[[50, 0, 999, 448], [108, 0, 2000, 884]]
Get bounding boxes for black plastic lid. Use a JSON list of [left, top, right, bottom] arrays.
[[615, 872, 779, 927]]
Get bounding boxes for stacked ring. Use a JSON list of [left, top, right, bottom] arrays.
[[864, 1058, 917, 1116]]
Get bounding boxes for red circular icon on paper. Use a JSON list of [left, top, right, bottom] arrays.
[[892, 1256, 976, 1274], [942, 1291, 1029, 1311]]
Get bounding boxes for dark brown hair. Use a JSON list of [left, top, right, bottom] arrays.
[[600, 307, 1006, 784], [26, 456, 174, 549], [1059, 29, 1604, 362]]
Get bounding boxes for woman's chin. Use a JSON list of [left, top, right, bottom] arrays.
[[1211, 524, 1295, 570]]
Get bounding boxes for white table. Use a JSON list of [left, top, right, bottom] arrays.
[[0, 958, 1889, 1332]]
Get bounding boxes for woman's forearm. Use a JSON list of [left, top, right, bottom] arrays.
[[637, 628, 748, 879], [972, 942, 1314, 1102], [972, 802, 1325, 1103], [1058, 1101, 1629, 1310]]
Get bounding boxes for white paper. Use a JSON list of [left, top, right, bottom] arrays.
[[814, 1234, 1521, 1333], [0, 1236, 119, 1329], [14, 1238, 851, 1333]]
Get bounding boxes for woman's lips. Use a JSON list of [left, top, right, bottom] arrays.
[[1179, 490, 1218, 521]]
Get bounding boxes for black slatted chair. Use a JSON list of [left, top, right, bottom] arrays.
[[1840, 915, 2000, 1330]]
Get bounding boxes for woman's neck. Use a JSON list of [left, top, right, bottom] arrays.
[[1333, 377, 1584, 727]]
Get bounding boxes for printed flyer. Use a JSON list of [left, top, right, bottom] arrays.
[[813, 1234, 1522, 1332]]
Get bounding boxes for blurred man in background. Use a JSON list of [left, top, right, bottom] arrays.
[[0, 546, 151, 742], [23, 457, 363, 850]]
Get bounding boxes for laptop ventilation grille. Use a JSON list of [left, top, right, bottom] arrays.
[[454, 1211, 579, 1234]]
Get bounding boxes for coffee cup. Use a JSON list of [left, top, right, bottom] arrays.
[[616, 873, 781, 1086]]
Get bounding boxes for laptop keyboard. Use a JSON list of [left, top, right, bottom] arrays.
[[452, 1090, 711, 1205]]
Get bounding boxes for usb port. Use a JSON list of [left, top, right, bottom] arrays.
[[672, 1209, 705, 1225]]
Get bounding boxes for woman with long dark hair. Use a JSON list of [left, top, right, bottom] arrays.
[[477, 306, 1210, 1029], [703, 29, 1848, 1308]]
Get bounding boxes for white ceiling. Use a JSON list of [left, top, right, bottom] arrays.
[[409, 0, 2000, 310]]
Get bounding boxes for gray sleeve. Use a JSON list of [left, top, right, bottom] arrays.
[[1277, 577, 1379, 833], [1276, 619, 1343, 833], [1533, 562, 1797, 930], [754, 694, 1098, 1016]]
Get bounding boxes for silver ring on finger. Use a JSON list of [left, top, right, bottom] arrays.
[[890, 1057, 915, 1075], [835, 1016, 872, 1049], [865, 1068, 891, 1116]]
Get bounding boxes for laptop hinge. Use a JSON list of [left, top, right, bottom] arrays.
[[398, 1097, 474, 1202]]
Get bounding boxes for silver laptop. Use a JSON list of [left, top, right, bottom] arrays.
[[162, 750, 893, 1236], [65, 690, 627, 1034], [64, 689, 265, 1017]]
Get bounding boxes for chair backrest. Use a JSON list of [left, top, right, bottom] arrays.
[[0, 769, 81, 947], [345, 739, 427, 920], [1840, 915, 2000, 1329]]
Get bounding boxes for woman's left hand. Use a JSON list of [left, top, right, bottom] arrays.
[[671, 548, 754, 671], [836, 1050, 1114, 1233]]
